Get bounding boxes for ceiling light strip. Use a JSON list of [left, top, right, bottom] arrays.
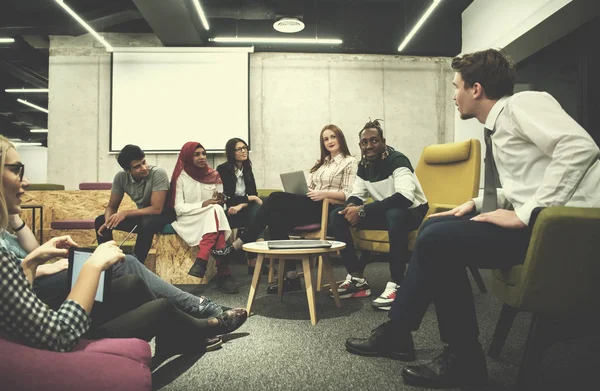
[[0, 38, 15, 43], [30, 129, 49, 133], [5, 88, 49, 93], [210, 37, 342, 44], [398, 0, 443, 52], [54, 0, 114, 52], [17, 99, 49, 114], [192, 0, 210, 30], [14, 142, 43, 147]]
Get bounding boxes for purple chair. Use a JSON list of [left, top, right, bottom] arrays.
[[79, 182, 112, 190], [0, 332, 152, 391]]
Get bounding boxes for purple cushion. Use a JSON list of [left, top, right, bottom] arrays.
[[79, 182, 112, 190], [51, 219, 96, 230], [292, 223, 321, 232], [0, 333, 151, 391]]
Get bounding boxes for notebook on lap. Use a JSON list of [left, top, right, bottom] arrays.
[[280, 171, 309, 195], [267, 240, 332, 249]]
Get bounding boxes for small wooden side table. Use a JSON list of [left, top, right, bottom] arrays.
[[243, 240, 346, 325]]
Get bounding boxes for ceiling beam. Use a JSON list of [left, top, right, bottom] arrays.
[[0, 61, 48, 88]]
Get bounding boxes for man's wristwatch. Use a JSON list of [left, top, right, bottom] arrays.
[[357, 205, 366, 218]]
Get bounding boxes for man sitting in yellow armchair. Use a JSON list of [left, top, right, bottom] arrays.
[[329, 119, 428, 310]]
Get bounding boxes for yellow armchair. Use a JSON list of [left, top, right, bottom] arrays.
[[488, 206, 600, 388], [350, 139, 485, 290]]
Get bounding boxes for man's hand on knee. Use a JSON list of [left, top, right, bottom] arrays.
[[429, 200, 475, 218]]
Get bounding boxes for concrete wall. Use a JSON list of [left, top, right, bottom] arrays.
[[48, 34, 455, 190]]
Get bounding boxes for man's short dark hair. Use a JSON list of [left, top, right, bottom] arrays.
[[117, 144, 145, 170], [451, 49, 516, 100]]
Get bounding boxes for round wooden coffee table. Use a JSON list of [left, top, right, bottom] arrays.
[[242, 240, 346, 325]]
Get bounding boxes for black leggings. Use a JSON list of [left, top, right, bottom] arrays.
[[85, 275, 212, 355]]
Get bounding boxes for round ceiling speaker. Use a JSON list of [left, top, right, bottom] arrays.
[[273, 18, 305, 33]]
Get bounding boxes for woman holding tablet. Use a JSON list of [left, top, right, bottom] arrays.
[[214, 124, 358, 293], [216, 138, 264, 275], [0, 135, 246, 363], [168, 141, 237, 293]]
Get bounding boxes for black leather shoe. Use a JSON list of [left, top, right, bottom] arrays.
[[345, 321, 415, 361], [266, 277, 302, 294], [216, 275, 239, 294], [212, 244, 234, 257], [211, 309, 248, 336], [401, 344, 488, 388], [188, 261, 207, 278]]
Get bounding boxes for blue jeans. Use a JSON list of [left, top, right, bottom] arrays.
[[112, 254, 201, 314], [388, 213, 531, 347]]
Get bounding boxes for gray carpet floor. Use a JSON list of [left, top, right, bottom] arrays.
[[151, 259, 599, 391]]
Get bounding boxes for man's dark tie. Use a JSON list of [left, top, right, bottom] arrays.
[[482, 127, 499, 213]]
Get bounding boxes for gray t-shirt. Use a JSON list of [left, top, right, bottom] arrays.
[[112, 166, 170, 209]]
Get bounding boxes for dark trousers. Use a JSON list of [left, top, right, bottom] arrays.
[[389, 213, 531, 347], [227, 202, 263, 238], [240, 192, 322, 243], [34, 273, 213, 354], [86, 275, 212, 354], [329, 204, 427, 283], [94, 208, 176, 263], [33, 269, 69, 311]]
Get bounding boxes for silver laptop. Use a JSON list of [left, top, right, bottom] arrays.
[[280, 171, 309, 195], [268, 240, 332, 249]]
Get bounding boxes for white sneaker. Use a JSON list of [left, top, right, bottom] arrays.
[[372, 281, 398, 311], [331, 274, 372, 299]]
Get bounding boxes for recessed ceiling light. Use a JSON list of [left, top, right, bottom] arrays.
[[54, 0, 113, 51], [210, 37, 342, 44], [30, 129, 49, 133], [17, 99, 49, 114], [0, 38, 15, 44], [398, 0, 443, 52], [273, 18, 305, 33], [5, 88, 49, 93]]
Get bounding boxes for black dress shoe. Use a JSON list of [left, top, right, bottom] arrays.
[[216, 275, 239, 294], [211, 308, 248, 336], [266, 277, 302, 294], [188, 261, 207, 278], [401, 344, 488, 388], [212, 244, 234, 257], [345, 321, 415, 361]]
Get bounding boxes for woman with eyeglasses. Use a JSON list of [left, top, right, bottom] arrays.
[[213, 124, 358, 294], [216, 138, 264, 275], [0, 135, 246, 363], [167, 142, 238, 293]]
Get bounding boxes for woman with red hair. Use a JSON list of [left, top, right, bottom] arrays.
[[168, 142, 237, 293]]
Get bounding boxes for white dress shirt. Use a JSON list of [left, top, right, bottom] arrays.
[[234, 168, 246, 197], [472, 91, 600, 225]]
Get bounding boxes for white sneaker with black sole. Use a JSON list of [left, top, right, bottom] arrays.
[[372, 281, 399, 311], [331, 274, 372, 299]]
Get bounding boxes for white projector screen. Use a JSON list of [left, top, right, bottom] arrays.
[[110, 49, 250, 153]]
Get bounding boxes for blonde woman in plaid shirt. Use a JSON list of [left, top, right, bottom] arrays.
[[213, 124, 358, 294], [0, 136, 246, 364]]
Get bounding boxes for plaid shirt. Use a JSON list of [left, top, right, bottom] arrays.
[[308, 154, 357, 199], [0, 246, 91, 352]]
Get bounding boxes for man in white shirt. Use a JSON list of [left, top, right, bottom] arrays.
[[344, 48, 600, 389]]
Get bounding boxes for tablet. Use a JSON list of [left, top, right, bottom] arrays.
[[67, 247, 111, 303]]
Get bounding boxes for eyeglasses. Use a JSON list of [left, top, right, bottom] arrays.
[[359, 137, 381, 147], [4, 163, 25, 181], [235, 146, 248, 152]]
